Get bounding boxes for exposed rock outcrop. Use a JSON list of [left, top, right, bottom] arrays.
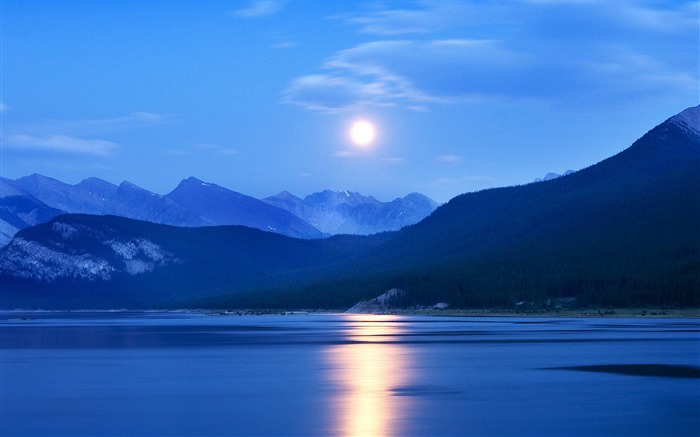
[[345, 288, 406, 313]]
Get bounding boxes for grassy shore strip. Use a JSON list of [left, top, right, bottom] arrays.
[[209, 307, 700, 318], [395, 307, 700, 318]]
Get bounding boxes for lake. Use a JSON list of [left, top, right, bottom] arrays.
[[1, 311, 699, 436]]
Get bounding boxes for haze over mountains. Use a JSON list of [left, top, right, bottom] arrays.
[[0, 175, 438, 246], [1, 105, 698, 310]]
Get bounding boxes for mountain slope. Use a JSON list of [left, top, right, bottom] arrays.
[[378, 105, 699, 268], [7, 174, 325, 239], [184, 104, 700, 308], [5, 174, 435, 241], [103, 181, 205, 226], [0, 178, 64, 247], [1, 106, 698, 309], [329, 105, 700, 306], [0, 214, 379, 308], [264, 189, 439, 235], [12, 174, 206, 226], [13, 174, 113, 215], [165, 177, 323, 239]]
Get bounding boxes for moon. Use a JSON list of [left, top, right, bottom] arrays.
[[350, 120, 376, 147]]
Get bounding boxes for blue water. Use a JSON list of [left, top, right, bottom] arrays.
[[1, 312, 699, 436]]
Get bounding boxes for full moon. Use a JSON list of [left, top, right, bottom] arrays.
[[350, 120, 376, 147]]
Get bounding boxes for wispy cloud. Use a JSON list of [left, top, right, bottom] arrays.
[[2, 111, 166, 160], [334, 150, 358, 158], [168, 144, 240, 157], [0, 102, 9, 113], [382, 157, 405, 164], [10, 112, 166, 137], [284, 39, 529, 111], [346, 1, 484, 35], [349, 1, 699, 37], [283, 75, 377, 112], [2, 134, 118, 157], [285, 1, 698, 112], [435, 154, 463, 165], [270, 40, 297, 49], [232, 0, 284, 18]]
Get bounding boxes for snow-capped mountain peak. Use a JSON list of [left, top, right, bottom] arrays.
[[265, 189, 438, 235], [669, 105, 700, 136]]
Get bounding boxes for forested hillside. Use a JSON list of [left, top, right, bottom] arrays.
[[207, 106, 700, 309], [1, 106, 698, 309]]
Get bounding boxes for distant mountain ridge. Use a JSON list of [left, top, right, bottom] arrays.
[[1, 105, 697, 310], [534, 170, 576, 183], [165, 177, 322, 238], [264, 189, 439, 235], [10, 174, 205, 226], [1, 175, 438, 244]]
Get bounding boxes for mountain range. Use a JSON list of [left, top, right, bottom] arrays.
[[0, 175, 438, 246], [264, 190, 439, 235], [1, 105, 698, 309]]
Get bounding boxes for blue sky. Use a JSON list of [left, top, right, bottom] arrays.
[[1, 0, 698, 203]]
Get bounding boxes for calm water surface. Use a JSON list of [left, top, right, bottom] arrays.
[[1, 312, 699, 436]]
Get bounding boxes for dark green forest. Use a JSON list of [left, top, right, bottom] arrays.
[[194, 117, 699, 310]]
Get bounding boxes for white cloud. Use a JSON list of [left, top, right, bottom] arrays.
[[3, 134, 118, 156], [287, 35, 697, 111], [0, 102, 9, 113], [283, 75, 381, 112], [284, 39, 535, 111], [1, 111, 166, 160], [328, 39, 532, 99], [525, 0, 699, 37], [613, 3, 694, 33], [348, 1, 699, 37], [232, 0, 284, 18], [286, 1, 698, 112]]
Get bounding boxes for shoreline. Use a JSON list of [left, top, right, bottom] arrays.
[[381, 307, 700, 318], [2, 307, 699, 319], [208, 307, 700, 318]]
